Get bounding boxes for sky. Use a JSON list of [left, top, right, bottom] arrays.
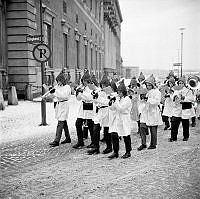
[[119, 0, 200, 71]]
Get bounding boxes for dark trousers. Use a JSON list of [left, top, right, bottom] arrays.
[[140, 123, 148, 145], [191, 116, 196, 125], [104, 127, 112, 149], [83, 119, 88, 139], [162, 115, 170, 128], [75, 118, 94, 144], [182, 119, 190, 139], [93, 123, 101, 149], [54, 120, 70, 143], [137, 120, 140, 133], [148, 126, 158, 146], [111, 132, 132, 154], [171, 116, 190, 140]]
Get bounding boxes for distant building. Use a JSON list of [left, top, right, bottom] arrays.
[[0, 0, 123, 98], [103, 0, 123, 77], [122, 66, 139, 79]]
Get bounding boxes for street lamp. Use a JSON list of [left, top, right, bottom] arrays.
[[179, 27, 185, 77]]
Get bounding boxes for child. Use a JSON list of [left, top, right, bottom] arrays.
[[169, 77, 195, 142], [162, 77, 175, 130], [48, 71, 71, 147], [144, 75, 163, 149], [137, 88, 149, 150], [108, 82, 132, 159]]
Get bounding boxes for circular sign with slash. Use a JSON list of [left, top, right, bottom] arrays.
[[32, 43, 51, 63]]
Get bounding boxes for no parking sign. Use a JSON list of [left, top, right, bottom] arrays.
[[32, 43, 51, 63]]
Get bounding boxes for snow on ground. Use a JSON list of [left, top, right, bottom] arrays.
[[0, 96, 79, 144]]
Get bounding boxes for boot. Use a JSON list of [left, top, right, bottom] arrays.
[[102, 148, 112, 154], [147, 145, 156, 149], [137, 144, 147, 151], [72, 142, 84, 149], [49, 141, 59, 147], [87, 148, 100, 155], [86, 143, 95, 148], [168, 138, 177, 142], [61, 138, 71, 144], [121, 152, 131, 159], [108, 152, 119, 159]]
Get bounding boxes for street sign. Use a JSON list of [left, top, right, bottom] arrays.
[[173, 63, 181, 66], [26, 35, 43, 44], [32, 44, 51, 63]]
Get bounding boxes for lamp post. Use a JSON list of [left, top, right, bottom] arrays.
[[179, 28, 185, 77], [39, 0, 47, 126]]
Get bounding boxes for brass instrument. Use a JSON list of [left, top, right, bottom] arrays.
[[74, 84, 85, 96], [91, 87, 101, 99], [188, 75, 200, 89], [108, 93, 119, 106], [116, 77, 125, 87], [41, 84, 58, 99]]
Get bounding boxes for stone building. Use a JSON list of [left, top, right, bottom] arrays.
[[0, 0, 122, 98], [122, 66, 139, 79], [103, 0, 123, 77]]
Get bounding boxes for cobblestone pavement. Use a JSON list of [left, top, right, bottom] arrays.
[[0, 100, 200, 199]]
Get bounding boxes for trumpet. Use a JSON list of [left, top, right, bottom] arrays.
[[41, 84, 58, 99], [74, 84, 85, 96], [108, 93, 119, 106]]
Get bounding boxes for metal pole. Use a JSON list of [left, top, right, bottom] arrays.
[[180, 28, 185, 77], [177, 49, 179, 78], [40, 0, 47, 125]]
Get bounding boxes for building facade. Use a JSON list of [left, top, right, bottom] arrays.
[[0, 0, 122, 98], [122, 66, 139, 79], [103, 0, 122, 77]]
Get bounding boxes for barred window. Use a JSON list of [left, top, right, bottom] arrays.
[[63, 1, 67, 14], [76, 14, 79, 24]]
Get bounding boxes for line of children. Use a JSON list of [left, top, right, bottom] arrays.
[[46, 69, 198, 160]]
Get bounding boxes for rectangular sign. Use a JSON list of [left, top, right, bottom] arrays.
[[26, 35, 43, 43], [173, 63, 181, 66]]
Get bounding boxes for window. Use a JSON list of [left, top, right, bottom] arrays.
[[95, 33, 97, 41], [84, 22, 87, 31], [76, 14, 79, 24], [63, 1, 67, 14], [63, 34, 68, 68], [95, 49, 98, 72], [95, 0, 97, 18], [85, 45, 88, 68], [99, 3, 101, 23], [91, 29, 93, 36], [99, 52, 101, 78], [90, 0, 92, 11], [76, 40, 80, 69], [44, 23, 52, 67], [90, 47, 93, 70], [0, 6, 6, 69]]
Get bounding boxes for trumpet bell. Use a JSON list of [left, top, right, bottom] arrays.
[[188, 75, 200, 89]]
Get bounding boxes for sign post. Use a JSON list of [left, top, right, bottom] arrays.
[[39, 0, 48, 126], [26, 0, 50, 125]]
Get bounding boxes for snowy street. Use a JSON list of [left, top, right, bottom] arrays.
[[0, 97, 200, 198]]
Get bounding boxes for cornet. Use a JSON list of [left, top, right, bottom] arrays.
[[41, 84, 58, 99], [74, 84, 85, 96]]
